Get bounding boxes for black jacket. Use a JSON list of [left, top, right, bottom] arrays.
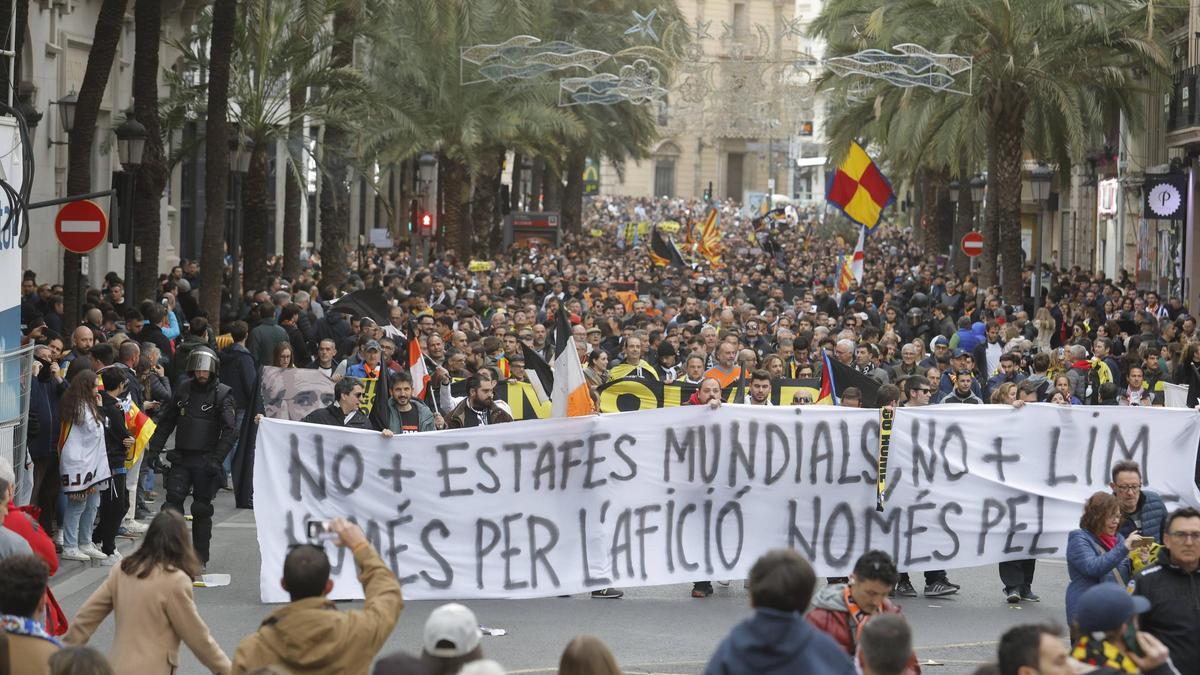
[[99, 392, 132, 471], [219, 343, 258, 410], [1131, 548, 1200, 675], [301, 403, 373, 430]]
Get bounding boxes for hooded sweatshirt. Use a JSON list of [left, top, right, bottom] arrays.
[[702, 607, 856, 675], [232, 543, 403, 675]]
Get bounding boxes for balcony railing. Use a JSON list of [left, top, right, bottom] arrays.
[[1167, 65, 1200, 133]]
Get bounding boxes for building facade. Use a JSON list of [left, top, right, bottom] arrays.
[[599, 0, 827, 205]]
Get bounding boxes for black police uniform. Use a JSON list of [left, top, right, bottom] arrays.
[[147, 375, 236, 564]]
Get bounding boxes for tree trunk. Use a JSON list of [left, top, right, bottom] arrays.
[[282, 85, 305, 280], [471, 148, 502, 257], [441, 155, 471, 256], [197, 0, 236, 329], [953, 153, 973, 277], [543, 162, 562, 213], [241, 142, 271, 294], [510, 151, 523, 212], [990, 107, 1026, 302], [132, 0, 166, 304], [317, 7, 354, 289], [63, 0, 129, 330], [530, 157, 544, 211], [562, 148, 586, 234]]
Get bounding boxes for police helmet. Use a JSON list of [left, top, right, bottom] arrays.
[[186, 346, 219, 375]]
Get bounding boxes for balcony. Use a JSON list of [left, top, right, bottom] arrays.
[[1166, 65, 1200, 147]]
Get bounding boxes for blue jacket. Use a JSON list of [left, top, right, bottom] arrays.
[[954, 327, 980, 354], [703, 608, 856, 675], [1116, 490, 1168, 544], [1065, 528, 1132, 626]]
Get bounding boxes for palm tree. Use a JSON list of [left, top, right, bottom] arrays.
[[362, 0, 576, 256], [811, 0, 1168, 300], [63, 0, 129, 329], [198, 0, 238, 328]]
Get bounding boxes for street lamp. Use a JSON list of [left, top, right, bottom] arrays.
[[114, 115, 147, 169], [47, 90, 77, 147], [56, 90, 78, 134], [1026, 164, 1053, 303], [948, 180, 960, 203], [970, 175, 986, 204]]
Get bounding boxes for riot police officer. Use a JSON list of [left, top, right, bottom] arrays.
[[146, 346, 236, 566]]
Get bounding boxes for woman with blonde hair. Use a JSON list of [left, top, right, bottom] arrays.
[[1033, 307, 1055, 353], [990, 382, 1018, 405], [65, 510, 230, 674], [558, 635, 621, 675]]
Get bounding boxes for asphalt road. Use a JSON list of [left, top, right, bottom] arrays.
[[51, 489, 1072, 675]]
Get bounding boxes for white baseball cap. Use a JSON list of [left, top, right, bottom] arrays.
[[424, 603, 482, 658]]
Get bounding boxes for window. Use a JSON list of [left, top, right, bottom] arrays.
[[654, 159, 676, 198]]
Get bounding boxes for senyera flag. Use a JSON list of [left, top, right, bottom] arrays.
[[826, 140, 895, 230], [408, 321, 431, 399]]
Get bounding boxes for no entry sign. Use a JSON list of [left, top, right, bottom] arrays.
[[960, 231, 984, 258], [55, 199, 108, 254]]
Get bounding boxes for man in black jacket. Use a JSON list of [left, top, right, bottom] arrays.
[[219, 321, 257, 488], [301, 377, 374, 430], [146, 347, 237, 566], [1131, 507, 1200, 675]]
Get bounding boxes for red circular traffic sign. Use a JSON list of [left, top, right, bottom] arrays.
[[55, 199, 109, 254], [960, 231, 984, 258]]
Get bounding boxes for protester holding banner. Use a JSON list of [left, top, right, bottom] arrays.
[[301, 378, 375, 431], [378, 371, 442, 434]]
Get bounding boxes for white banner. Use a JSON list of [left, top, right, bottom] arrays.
[[253, 404, 1200, 602]]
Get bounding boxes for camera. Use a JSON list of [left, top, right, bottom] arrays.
[[305, 519, 339, 543]]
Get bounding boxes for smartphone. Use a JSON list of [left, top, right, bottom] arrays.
[[1121, 622, 1144, 657], [305, 519, 338, 543], [1132, 534, 1155, 549]]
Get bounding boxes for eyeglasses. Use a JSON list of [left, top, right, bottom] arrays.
[[1114, 484, 1142, 493], [349, 391, 363, 398], [1167, 531, 1200, 542], [915, 388, 932, 394]]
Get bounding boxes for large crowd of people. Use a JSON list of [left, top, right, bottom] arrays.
[[4, 193, 1200, 673]]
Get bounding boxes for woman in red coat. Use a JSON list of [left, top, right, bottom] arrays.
[[806, 550, 921, 675]]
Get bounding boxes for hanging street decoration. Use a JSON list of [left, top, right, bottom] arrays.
[[460, 36, 613, 85], [823, 43, 973, 95]]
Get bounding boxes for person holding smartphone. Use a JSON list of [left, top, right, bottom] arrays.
[[1065, 492, 1152, 642]]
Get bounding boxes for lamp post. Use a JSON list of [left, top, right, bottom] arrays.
[[114, 113, 147, 301], [969, 174, 986, 275], [948, 180, 960, 265], [229, 130, 253, 306], [417, 152, 438, 265], [1027, 164, 1053, 303]]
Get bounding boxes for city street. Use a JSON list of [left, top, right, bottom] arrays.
[[52, 490, 1072, 675]]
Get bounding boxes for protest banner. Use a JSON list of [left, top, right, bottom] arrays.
[[261, 367, 335, 421], [253, 403, 1200, 602]]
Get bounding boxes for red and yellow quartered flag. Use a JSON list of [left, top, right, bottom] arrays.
[[826, 141, 895, 230]]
